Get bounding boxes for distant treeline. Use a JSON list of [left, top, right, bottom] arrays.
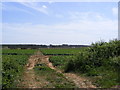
[[1, 44, 90, 49]]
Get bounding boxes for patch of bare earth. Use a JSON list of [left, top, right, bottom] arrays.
[[41, 55, 96, 88], [18, 51, 96, 88], [17, 51, 50, 88], [18, 69, 43, 88], [64, 73, 96, 88]]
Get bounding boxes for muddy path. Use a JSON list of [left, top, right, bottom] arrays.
[[17, 51, 50, 88], [17, 51, 96, 88], [64, 73, 96, 88]]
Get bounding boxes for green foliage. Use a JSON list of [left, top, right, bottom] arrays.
[[2, 55, 28, 88], [65, 39, 120, 88], [2, 49, 36, 88], [2, 49, 37, 54], [40, 48, 85, 54], [49, 56, 75, 70], [34, 64, 76, 88]]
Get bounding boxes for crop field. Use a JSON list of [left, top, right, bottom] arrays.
[[40, 48, 86, 55], [1, 39, 120, 88], [2, 48, 82, 88], [2, 49, 37, 88], [2, 49, 37, 55]]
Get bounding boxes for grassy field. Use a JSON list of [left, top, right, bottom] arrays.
[[2, 39, 120, 88]]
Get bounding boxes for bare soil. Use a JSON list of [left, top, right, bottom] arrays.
[[18, 51, 96, 88], [64, 73, 96, 88]]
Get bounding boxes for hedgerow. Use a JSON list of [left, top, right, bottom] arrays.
[[65, 39, 120, 88]]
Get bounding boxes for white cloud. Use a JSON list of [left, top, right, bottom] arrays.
[[2, 9, 118, 44], [1, 0, 120, 2], [48, 1, 55, 4], [19, 2, 48, 15], [42, 5, 47, 9], [69, 11, 106, 21], [2, 3, 35, 15], [2, 17, 117, 44], [112, 7, 118, 16]]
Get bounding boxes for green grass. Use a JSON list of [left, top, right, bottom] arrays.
[[34, 64, 76, 88]]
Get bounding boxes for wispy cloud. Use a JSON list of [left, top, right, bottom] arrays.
[[19, 2, 49, 15], [2, 2, 49, 15], [2, 2, 118, 44], [68, 11, 106, 21], [2, 3, 35, 15], [1, 0, 120, 2], [48, 1, 55, 4], [2, 13, 117, 44], [42, 5, 47, 8]]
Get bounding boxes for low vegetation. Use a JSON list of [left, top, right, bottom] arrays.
[[40, 48, 85, 55], [2, 49, 36, 88], [2, 39, 120, 88], [49, 56, 76, 70], [2, 55, 28, 88], [65, 39, 120, 88], [2, 49, 37, 54], [34, 64, 76, 88]]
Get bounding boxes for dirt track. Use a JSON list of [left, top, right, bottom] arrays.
[[17, 51, 96, 88]]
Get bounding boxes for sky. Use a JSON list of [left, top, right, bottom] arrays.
[[1, 2, 118, 45]]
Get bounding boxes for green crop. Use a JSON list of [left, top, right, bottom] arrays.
[[2, 49, 36, 88], [40, 48, 85, 55]]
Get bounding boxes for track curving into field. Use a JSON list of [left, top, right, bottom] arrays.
[[18, 51, 96, 88]]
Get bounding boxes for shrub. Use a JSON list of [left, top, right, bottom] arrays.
[[65, 39, 120, 88]]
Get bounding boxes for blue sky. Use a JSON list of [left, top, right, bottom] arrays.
[[2, 2, 118, 45]]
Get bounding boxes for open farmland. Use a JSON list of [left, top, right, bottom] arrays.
[[2, 49, 37, 88], [2, 48, 81, 88], [2, 49, 37, 55], [40, 48, 86, 55], [2, 40, 120, 88]]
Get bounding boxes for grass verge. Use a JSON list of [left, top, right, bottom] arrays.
[[34, 64, 76, 88]]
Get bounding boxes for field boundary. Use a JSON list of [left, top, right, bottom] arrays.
[[2, 53, 75, 56]]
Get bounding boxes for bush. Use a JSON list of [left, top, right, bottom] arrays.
[[65, 39, 120, 88]]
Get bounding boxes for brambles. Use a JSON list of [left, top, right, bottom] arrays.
[[49, 56, 75, 70], [65, 39, 120, 88]]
